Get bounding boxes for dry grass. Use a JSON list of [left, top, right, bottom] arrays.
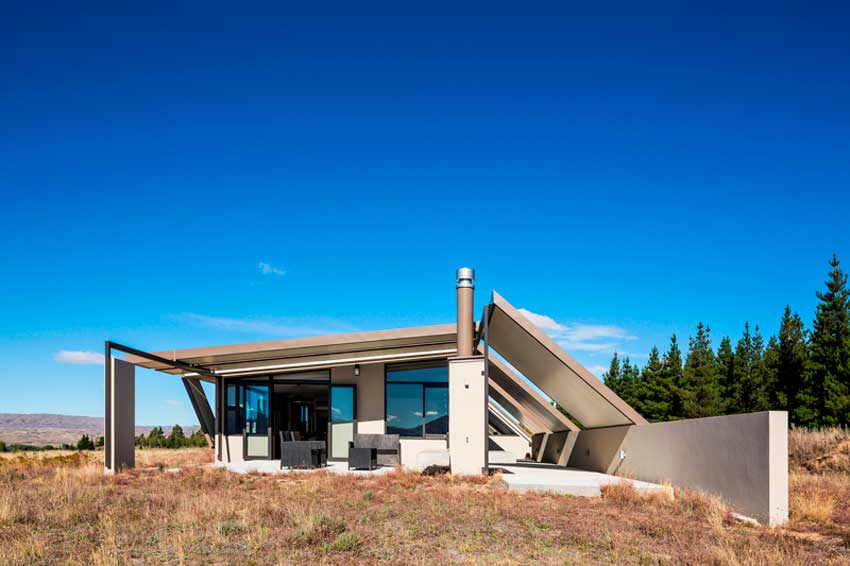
[[0, 448, 213, 470], [789, 426, 850, 473], [1, 449, 849, 565]]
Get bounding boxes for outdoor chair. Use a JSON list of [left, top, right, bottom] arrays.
[[280, 431, 327, 469], [347, 433, 400, 470], [347, 445, 377, 470]]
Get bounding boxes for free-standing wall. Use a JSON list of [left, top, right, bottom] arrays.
[[565, 411, 789, 525]]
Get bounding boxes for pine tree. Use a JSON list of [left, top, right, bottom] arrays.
[[620, 356, 641, 408], [603, 352, 622, 397], [76, 434, 95, 451], [763, 306, 808, 421], [168, 424, 186, 448], [762, 335, 781, 409], [803, 254, 850, 426], [682, 323, 723, 418], [715, 336, 735, 412], [189, 429, 208, 447], [147, 426, 165, 448], [662, 334, 685, 419], [731, 322, 767, 413], [635, 346, 670, 422]]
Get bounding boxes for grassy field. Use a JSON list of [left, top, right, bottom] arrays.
[[1, 435, 849, 565]]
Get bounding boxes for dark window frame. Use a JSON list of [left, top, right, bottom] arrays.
[[385, 360, 449, 439], [223, 369, 330, 437]]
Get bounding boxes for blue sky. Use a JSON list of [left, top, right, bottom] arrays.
[[1, 2, 848, 426]]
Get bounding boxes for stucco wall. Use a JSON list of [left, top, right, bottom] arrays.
[[331, 363, 385, 434], [449, 357, 487, 475], [218, 434, 246, 464], [566, 411, 788, 525], [400, 438, 448, 468]]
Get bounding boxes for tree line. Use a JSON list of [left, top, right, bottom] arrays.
[[135, 425, 207, 448], [603, 254, 850, 428], [0, 425, 207, 453]]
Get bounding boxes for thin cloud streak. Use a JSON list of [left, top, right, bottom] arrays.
[[175, 313, 358, 338], [54, 350, 105, 365], [518, 308, 639, 358]]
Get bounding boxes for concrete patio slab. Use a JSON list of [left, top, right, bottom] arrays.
[[493, 463, 673, 498]]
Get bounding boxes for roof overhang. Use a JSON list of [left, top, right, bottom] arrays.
[[484, 291, 647, 429], [126, 324, 458, 381]]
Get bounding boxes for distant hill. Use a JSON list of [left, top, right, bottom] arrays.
[[0, 413, 200, 446]]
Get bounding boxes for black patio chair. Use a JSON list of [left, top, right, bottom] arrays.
[[280, 431, 327, 469]]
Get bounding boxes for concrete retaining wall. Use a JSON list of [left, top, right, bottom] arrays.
[[565, 411, 788, 525]]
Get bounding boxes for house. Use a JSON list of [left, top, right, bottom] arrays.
[[104, 268, 788, 525]]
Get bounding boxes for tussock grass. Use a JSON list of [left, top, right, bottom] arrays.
[[789, 426, 850, 473], [1, 447, 849, 565]]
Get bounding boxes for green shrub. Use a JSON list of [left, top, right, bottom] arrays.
[[327, 531, 359, 552], [218, 519, 246, 536]]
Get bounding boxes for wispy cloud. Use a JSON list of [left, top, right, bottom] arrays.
[[587, 365, 609, 378], [175, 313, 358, 338], [163, 399, 182, 408], [518, 308, 638, 357], [54, 350, 105, 365], [258, 261, 286, 277]]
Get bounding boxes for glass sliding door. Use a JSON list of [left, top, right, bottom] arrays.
[[244, 384, 270, 459], [329, 385, 355, 460]]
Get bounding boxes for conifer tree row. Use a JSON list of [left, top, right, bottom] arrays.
[[602, 254, 850, 428]]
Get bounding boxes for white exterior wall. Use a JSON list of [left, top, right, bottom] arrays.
[[448, 357, 487, 475], [218, 434, 246, 464], [567, 411, 789, 525], [400, 438, 448, 468]]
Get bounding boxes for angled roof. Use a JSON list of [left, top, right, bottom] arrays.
[[482, 347, 578, 434], [485, 291, 647, 429], [127, 324, 457, 380]]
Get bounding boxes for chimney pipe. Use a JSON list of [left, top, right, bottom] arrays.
[[456, 267, 474, 357]]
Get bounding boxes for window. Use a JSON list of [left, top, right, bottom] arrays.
[[224, 383, 269, 435], [243, 384, 269, 435], [225, 384, 242, 435], [330, 385, 355, 422], [386, 362, 448, 437]]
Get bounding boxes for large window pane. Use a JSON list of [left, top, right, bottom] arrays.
[[386, 383, 423, 437], [244, 385, 269, 435], [330, 385, 355, 422], [424, 387, 449, 435]]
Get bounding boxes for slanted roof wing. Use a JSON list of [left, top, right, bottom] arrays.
[[483, 348, 578, 433], [485, 291, 647, 429]]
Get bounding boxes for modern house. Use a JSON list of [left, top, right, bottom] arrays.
[[104, 268, 789, 525]]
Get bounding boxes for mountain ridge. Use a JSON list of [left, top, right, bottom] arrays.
[[0, 413, 200, 446]]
